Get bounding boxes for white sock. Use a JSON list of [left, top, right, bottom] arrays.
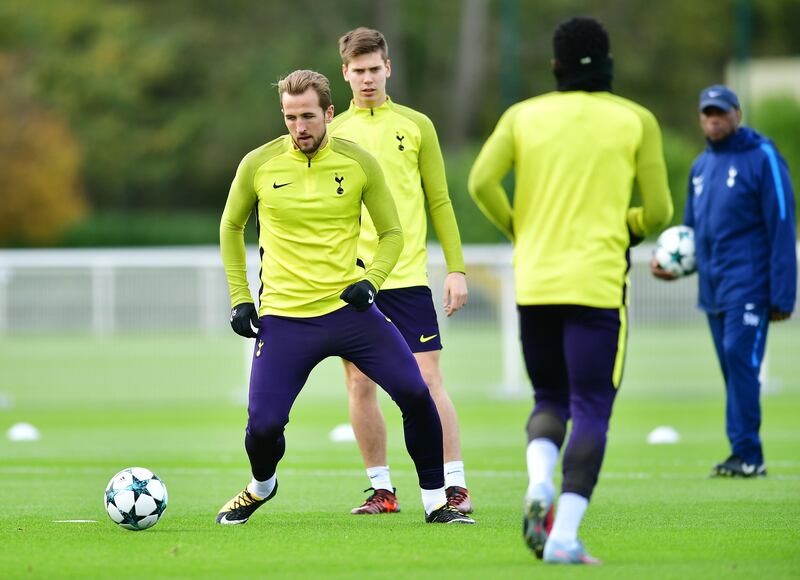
[[366, 465, 393, 492], [247, 474, 276, 500], [444, 460, 467, 489], [526, 438, 558, 501], [420, 487, 447, 514], [549, 492, 589, 544]]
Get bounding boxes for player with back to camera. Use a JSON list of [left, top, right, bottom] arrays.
[[469, 17, 673, 564], [329, 27, 473, 515], [651, 85, 796, 478], [217, 69, 474, 525]]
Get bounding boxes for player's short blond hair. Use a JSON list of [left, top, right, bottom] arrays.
[[277, 70, 332, 110], [338, 27, 388, 64]]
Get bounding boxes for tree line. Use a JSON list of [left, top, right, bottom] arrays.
[[1, 0, 798, 245]]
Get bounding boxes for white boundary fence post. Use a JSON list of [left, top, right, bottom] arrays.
[[0, 265, 8, 334], [91, 261, 114, 336], [497, 261, 526, 398], [427, 244, 528, 398], [201, 266, 218, 335]]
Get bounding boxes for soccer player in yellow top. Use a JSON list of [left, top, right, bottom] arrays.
[[329, 28, 472, 515], [469, 18, 673, 563], [217, 69, 474, 525]]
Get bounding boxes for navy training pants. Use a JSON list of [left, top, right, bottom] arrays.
[[245, 305, 444, 489], [707, 305, 769, 465], [519, 304, 626, 499]]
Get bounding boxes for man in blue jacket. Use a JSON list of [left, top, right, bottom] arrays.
[[652, 85, 796, 477]]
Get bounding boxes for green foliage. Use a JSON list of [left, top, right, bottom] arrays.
[[59, 211, 258, 247], [661, 128, 702, 227], [1, 1, 342, 211], [0, 58, 86, 245], [443, 145, 508, 244], [1, 0, 799, 246]]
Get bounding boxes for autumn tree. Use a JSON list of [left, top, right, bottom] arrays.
[[0, 58, 86, 245]]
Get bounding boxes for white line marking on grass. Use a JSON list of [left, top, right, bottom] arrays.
[[52, 520, 97, 523], [5, 466, 800, 481]]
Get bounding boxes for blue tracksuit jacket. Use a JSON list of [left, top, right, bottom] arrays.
[[685, 126, 797, 314]]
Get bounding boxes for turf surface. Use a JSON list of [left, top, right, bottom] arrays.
[[1, 323, 799, 578]]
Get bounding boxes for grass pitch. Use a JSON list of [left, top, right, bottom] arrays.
[[1, 323, 799, 579]]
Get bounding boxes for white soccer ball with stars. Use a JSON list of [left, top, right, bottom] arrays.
[[104, 467, 168, 531], [654, 225, 696, 277]]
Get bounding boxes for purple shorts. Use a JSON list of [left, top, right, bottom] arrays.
[[376, 286, 442, 352], [518, 304, 625, 416]]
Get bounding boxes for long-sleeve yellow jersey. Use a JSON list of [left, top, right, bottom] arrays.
[[469, 91, 673, 308], [220, 135, 403, 318], [329, 98, 465, 289]]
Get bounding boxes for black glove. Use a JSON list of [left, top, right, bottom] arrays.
[[628, 224, 644, 248], [340, 280, 376, 312], [230, 302, 260, 338]]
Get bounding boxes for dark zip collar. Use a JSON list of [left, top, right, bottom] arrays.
[[288, 135, 332, 167]]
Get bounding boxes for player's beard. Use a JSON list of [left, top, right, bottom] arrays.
[[294, 129, 326, 156]]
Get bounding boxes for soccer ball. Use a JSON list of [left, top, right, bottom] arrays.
[[654, 225, 696, 277], [104, 467, 168, 531]]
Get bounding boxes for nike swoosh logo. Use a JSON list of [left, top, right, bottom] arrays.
[[273, 182, 291, 189], [420, 334, 438, 343]]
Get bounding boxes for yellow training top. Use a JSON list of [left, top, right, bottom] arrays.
[[469, 91, 673, 308], [220, 135, 403, 317], [329, 98, 464, 289]]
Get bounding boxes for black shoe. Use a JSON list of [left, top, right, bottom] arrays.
[[710, 455, 767, 478], [216, 481, 278, 524], [425, 503, 475, 524]]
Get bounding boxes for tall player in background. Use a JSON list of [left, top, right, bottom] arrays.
[[218, 69, 474, 525], [330, 28, 472, 516], [469, 17, 672, 564]]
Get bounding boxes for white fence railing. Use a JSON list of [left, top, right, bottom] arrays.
[[1, 244, 797, 394], [0, 244, 712, 332]]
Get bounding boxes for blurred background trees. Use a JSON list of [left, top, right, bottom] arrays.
[[1, 0, 798, 245], [0, 55, 86, 244]]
